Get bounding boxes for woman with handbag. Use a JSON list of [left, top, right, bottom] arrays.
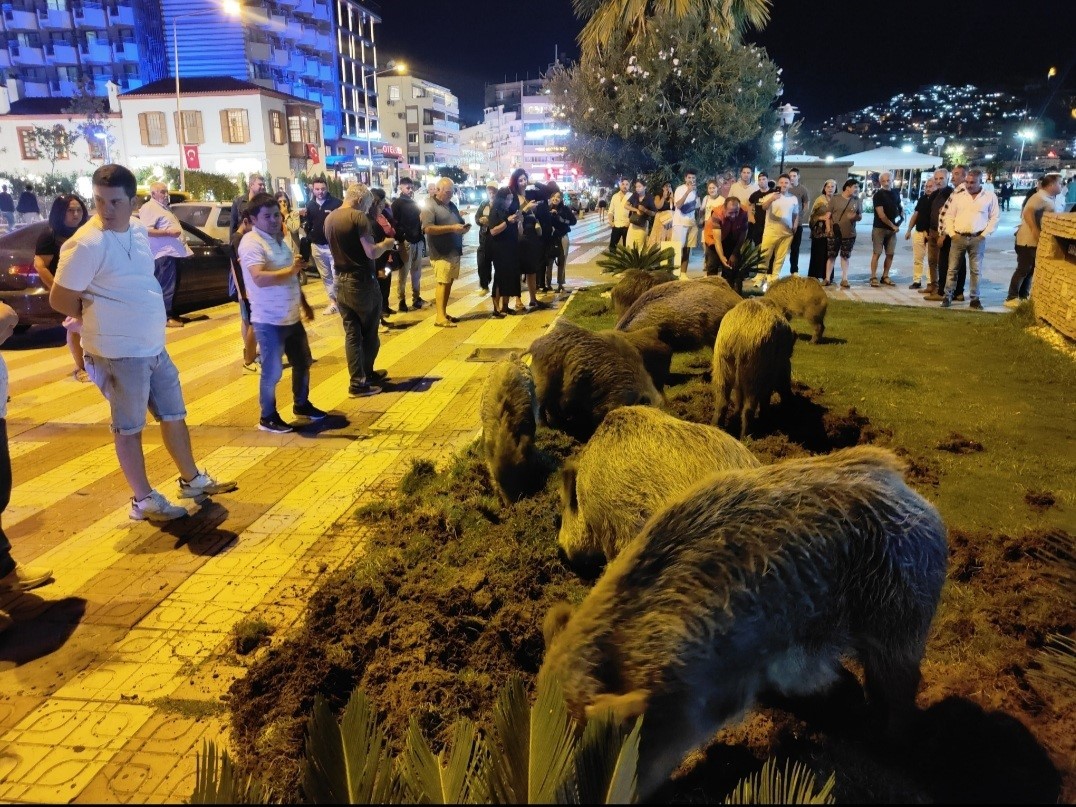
[[647, 181, 675, 247], [825, 179, 863, 289], [809, 180, 836, 281]]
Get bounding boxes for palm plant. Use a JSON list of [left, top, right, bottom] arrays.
[[190, 675, 641, 804], [597, 243, 677, 274], [572, 0, 772, 56], [724, 757, 836, 804], [728, 240, 763, 295]]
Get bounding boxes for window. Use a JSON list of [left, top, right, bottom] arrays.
[[17, 128, 38, 160], [219, 109, 250, 144], [287, 112, 320, 146], [412, 85, 426, 99], [405, 108, 417, 124], [87, 133, 107, 160], [423, 132, 434, 144], [423, 110, 434, 126], [407, 132, 418, 144], [268, 110, 286, 144], [137, 111, 168, 146], [423, 153, 436, 164], [388, 85, 400, 101], [172, 110, 204, 145]]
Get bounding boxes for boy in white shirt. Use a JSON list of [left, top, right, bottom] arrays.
[[672, 169, 700, 277]]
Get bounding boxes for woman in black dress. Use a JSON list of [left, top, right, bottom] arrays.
[[510, 169, 548, 311], [34, 194, 89, 380], [487, 186, 524, 317]]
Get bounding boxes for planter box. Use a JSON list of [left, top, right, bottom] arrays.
[[1036, 213, 1076, 340]]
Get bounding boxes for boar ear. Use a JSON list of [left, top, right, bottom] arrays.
[[560, 463, 579, 513], [542, 602, 575, 647], [585, 690, 649, 722]]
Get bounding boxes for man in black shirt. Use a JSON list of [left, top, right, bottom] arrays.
[[904, 177, 936, 290], [229, 172, 266, 235], [302, 178, 342, 315], [869, 172, 903, 287], [924, 165, 968, 302], [390, 177, 425, 311], [747, 172, 771, 246]]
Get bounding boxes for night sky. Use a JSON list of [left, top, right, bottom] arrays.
[[375, 0, 1076, 125]]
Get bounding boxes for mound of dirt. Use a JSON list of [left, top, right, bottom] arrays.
[[936, 432, 985, 454], [1025, 490, 1057, 511]]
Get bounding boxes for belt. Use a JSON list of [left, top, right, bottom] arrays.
[[956, 231, 984, 237]]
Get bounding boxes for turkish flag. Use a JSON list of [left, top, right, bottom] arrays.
[[306, 143, 319, 164], [184, 144, 200, 170]]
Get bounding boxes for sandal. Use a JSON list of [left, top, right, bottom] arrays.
[[880, 277, 895, 286], [839, 280, 850, 289], [869, 277, 880, 288]]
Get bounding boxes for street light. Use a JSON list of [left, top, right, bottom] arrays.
[[934, 136, 945, 157], [776, 102, 798, 174], [1016, 128, 1036, 176], [173, 0, 242, 191], [360, 60, 407, 186]]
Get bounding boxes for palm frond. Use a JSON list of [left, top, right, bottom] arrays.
[[191, 741, 269, 804], [1032, 634, 1076, 691], [557, 708, 641, 803], [487, 675, 579, 804], [724, 757, 836, 805], [301, 690, 398, 804], [597, 243, 677, 273], [398, 715, 490, 804]]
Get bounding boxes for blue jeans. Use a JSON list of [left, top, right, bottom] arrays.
[[945, 234, 985, 300], [0, 212, 13, 231], [251, 322, 311, 419], [398, 240, 423, 305], [311, 244, 336, 302], [336, 273, 381, 390]]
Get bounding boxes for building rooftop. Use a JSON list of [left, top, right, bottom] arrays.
[[3, 97, 109, 116], [122, 77, 321, 107]]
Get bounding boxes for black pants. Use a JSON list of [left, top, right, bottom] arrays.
[[609, 226, 628, 250], [939, 236, 967, 296], [477, 234, 493, 290], [808, 236, 828, 279], [1008, 245, 1036, 300], [0, 418, 13, 577], [789, 224, 804, 274], [377, 273, 391, 314]]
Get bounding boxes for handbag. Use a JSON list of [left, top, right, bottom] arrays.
[[811, 218, 828, 239], [831, 197, 854, 239]]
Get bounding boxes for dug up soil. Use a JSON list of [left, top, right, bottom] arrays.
[[229, 358, 1073, 803]]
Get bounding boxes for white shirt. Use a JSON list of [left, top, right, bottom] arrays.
[[138, 198, 193, 260], [702, 194, 724, 222], [672, 184, 699, 228], [728, 180, 759, 206], [54, 216, 165, 359], [238, 226, 301, 326], [610, 190, 632, 228], [765, 193, 800, 235], [941, 187, 1000, 239]]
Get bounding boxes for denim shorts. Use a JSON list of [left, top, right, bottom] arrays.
[[83, 351, 187, 435]]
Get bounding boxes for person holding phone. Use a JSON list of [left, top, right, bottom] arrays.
[[421, 177, 470, 328]]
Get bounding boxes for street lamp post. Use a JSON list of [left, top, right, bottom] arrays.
[[360, 60, 407, 186], [777, 103, 798, 175], [173, 1, 241, 191], [1016, 128, 1036, 176]]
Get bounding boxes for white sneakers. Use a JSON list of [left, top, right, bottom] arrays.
[[130, 490, 189, 522], [178, 471, 239, 499]]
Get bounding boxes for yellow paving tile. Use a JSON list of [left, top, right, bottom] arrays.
[[51, 661, 188, 702], [7, 440, 47, 460]]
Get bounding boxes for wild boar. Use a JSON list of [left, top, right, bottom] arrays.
[[611, 269, 676, 317], [616, 277, 742, 352], [480, 357, 540, 503], [764, 275, 829, 343]]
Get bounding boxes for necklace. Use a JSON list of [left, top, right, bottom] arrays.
[[108, 228, 133, 260]]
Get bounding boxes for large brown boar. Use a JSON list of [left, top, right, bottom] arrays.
[[764, 275, 829, 343], [616, 276, 742, 352], [540, 446, 949, 800], [712, 298, 795, 437], [602, 326, 672, 390], [611, 269, 676, 317], [557, 406, 759, 568], [528, 320, 662, 441], [480, 357, 540, 504]]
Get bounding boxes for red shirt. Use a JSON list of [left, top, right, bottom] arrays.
[[704, 206, 748, 246]]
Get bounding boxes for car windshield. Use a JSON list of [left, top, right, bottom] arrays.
[[172, 205, 211, 227], [0, 222, 50, 252]]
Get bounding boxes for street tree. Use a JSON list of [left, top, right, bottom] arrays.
[[27, 124, 81, 174], [437, 165, 469, 185], [573, 0, 772, 57], [546, 12, 782, 183], [62, 80, 114, 163]]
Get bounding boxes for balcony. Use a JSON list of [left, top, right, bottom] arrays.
[[113, 41, 139, 61], [319, 63, 334, 82], [23, 79, 50, 97], [295, 0, 315, 14], [92, 77, 113, 95], [247, 41, 271, 62], [298, 26, 317, 48], [10, 45, 45, 67], [2, 8, 38, 30], [0, 49, 9, 68], [80, 42, 114, 63], [277, 0, 299, 6], [44, 42, 80, 64], [271, 48, 289, 67], [37, 8, 71, 30], [304, 59, 319, 79], [74, 6, 107, 28], [108, 4, 136, 27], [53, 79, 81, 96], [315, 31, 332, 52]]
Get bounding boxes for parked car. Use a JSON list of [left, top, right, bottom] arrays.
[[170, 201, 233, 243], [0, 220, 234, 332]]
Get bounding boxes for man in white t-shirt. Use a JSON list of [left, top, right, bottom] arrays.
[[671, 168, 700, 277], [139, 181, 193, 328], [50, 164, 236, 523], [238, 192, 324, 434], [757, 173, 801, 288], [728, 165, 759, 207]]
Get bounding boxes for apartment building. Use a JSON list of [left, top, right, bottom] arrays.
[[459, 104, 523, 184], [376, 72, 460, 180], [483, 77, 571, 184]]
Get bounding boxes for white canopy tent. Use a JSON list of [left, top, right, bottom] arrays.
[[842, 146, 940, 173]]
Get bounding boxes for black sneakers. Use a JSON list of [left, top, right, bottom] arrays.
[[259, 413, 293, 433], [293, 402, 328, 420]]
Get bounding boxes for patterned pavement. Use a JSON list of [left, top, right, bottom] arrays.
[[0, 208, 1019, 803]]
